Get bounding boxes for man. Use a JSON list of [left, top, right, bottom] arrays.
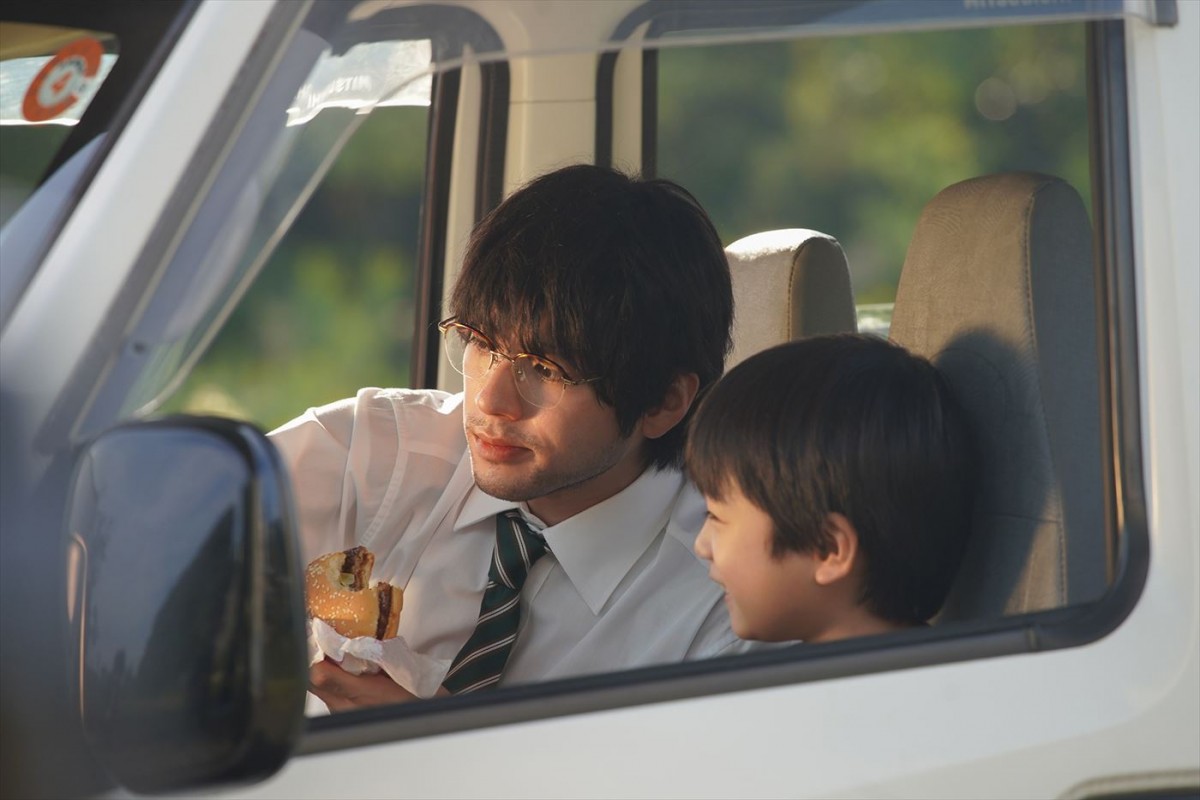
[[270, 164, 753, 711]]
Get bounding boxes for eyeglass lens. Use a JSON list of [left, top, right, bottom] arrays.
[[442, 327, 566, 409]]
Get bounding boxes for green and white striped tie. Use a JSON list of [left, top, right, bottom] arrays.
[[442, 510, 549, 694]]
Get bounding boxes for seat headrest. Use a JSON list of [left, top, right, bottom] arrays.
[[890, 172, 1108, 620], [725, 229, 856, 369]]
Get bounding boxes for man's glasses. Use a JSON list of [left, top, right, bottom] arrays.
[[438, 318, 601, 409]]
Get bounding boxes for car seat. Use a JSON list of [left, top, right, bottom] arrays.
[[725, 228, 857, 369], [889, 172, 1109, 620]]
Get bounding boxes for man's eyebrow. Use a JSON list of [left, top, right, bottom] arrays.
[[493, 333, 540, 355], [515, 330, 556, 357], [474, 323, 519, 349], [498, 324, 577, 367]]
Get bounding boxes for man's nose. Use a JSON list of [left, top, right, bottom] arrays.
[[473, 358, 524, 419]]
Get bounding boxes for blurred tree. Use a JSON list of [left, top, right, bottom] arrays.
[[658, 23, 1089, 303], [163, 106, 427, 430]]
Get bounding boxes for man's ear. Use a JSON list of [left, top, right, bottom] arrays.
[[814, 512, 860, 586], [641, 372, 700, 440]]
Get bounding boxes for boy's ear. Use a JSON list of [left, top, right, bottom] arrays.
[[641, 372, 700, 440], [814, 512, 860, 586]]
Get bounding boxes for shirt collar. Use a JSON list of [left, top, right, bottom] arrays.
[[454, 467, 687, 615]]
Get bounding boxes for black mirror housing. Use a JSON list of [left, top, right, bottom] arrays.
[[66, 416, 307, 794]]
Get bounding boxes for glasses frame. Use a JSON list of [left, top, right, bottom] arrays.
[[437, 317, 601, 407]]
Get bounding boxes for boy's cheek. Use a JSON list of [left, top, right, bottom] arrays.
[[724, 596, 752, 640]]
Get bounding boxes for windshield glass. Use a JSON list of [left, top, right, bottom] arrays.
[[288, 39, 431, 126], [0, 24, 119, 227]]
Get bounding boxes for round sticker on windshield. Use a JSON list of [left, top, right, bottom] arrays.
[[22, 37, 105, 123]]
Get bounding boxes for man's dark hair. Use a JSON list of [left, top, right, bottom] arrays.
[[685, 334, 977, 625], [450, 164, 733, 470]]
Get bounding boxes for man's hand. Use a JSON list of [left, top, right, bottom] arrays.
[[309, 659, 431, 711]]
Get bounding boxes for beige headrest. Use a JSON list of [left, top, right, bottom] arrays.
[[889, 172, 1106, 619], [725, 229, 856, 370]]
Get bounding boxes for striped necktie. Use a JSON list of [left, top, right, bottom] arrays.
[[442, 510, 549, 694]]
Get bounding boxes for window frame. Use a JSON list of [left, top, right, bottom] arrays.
[[411, 58, 510, 390]]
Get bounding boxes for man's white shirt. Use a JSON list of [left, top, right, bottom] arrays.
[[269, 387, 753, 689]]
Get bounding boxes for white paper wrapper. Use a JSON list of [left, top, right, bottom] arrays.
[[306, 618, 451, 702]]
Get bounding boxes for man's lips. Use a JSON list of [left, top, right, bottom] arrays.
[[471, 431, 531, 461]]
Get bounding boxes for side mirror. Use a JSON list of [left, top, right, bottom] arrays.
[[66, 416, 307, 795]]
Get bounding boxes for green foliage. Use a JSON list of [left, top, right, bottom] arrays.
[[658, 24, 1089, 303], [162, 107, 427, 430], [0, 126, 72, 226]]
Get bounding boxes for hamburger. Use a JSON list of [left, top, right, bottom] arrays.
[[304, 546, 403, 639]]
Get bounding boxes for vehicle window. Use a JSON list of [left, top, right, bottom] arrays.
[[160, 104, 428, 429], [0, 2, 190, 329], [149, 29, 443, 432], [0, 22, 118, 227], [73, 30, 437, 436], [0, 22, 121, 324], [175, 9, 1110, 710], [657, 23, 1090, 335]]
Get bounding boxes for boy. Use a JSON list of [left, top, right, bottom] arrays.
[[686, 334, 976, 643]]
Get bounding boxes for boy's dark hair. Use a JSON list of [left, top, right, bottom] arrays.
[[686, 334, 977, 625], [450, 164, 733, 470]]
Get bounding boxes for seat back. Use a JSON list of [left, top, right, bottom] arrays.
[[725, 229, 857, 369], [889, 172, 1109, 620]]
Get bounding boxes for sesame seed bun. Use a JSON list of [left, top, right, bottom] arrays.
[[304, 546, 403, 639]]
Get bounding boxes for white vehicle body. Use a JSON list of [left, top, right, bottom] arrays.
[[0, 1, 1195, 798]]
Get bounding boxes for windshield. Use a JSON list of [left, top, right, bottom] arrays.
[[0, 25, 119, 220]]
